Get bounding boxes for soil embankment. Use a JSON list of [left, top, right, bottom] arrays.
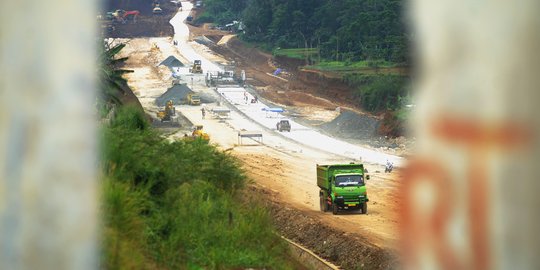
[[114, 6, 402, 268], [253, 185, 400, 269]]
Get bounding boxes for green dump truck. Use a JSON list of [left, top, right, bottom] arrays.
[[317, 163, 369, 215]]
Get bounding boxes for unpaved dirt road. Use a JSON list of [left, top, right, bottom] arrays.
[[235, 147, 401, 247], [119, 2, 402, 267], [168, 102, 400, 251]]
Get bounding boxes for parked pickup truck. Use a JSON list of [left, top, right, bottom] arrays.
[[317, 163, 369, 214], [276, 120, 291, 132]]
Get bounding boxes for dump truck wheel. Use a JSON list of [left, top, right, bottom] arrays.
[[361, 203, 368, 214], [332, 203, 338, 215], [319, 196, 327, 212]]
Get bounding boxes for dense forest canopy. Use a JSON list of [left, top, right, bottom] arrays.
[[202, 0, 409, 63]]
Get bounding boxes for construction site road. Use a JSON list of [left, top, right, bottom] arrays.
[[170, 1, 224, 73], [119, 2, 402, 267], [167, 4, 400, 248], [169, 2, 402, 167]]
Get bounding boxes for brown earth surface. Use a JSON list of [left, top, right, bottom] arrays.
[[114, 9, 405, 268], [229, 146, 402, 269], [205, 36, 358, 112], [232, 147, 401, 242], [183, 16, 359, 112], [250, 184, 399, 269], [101, 0, 178, 38], [187, 24, 413, 150]]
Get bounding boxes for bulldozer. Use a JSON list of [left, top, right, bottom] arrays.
[[190, 125, 210, 141], [189, 60, 203, 73], [156, 100, 175, 122]]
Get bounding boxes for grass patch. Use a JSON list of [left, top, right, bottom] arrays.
[[194, 11, 215, 24], [102, 106, 296, 269], [344, 74, 410, 112], [306, 60, 396, 72], [273, 48, 319, 60], [395, 107, 411, 122], [236, 38, 274, 53]]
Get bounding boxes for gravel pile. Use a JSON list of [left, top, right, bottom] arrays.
[[159, 55, 184, 68], [318, 109, 380, 141], [156, 84, 217, 106], [155, 84, 193, 106], [199, 93, 216, 104]]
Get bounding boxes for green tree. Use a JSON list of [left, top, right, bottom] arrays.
[[99, 42, 133, 105]]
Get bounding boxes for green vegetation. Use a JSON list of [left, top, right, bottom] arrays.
[[201, 0, 411, 131], [306, 60, 396, 72], [379, 108, 409, 137], [102, 106, 295, 269], [196, 0, 247, 25], [202, 0, 408, 64], [99, 42, 133, 105], [273, 48, 319, 60], [344, 74, 410, 112]]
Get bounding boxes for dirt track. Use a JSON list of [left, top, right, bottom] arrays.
[[255, 185, 399, 269], [122, 39, 401, 270], [192, 32, 414, 153], [232, 147, 401, 250], [117, 6, 403, 268]]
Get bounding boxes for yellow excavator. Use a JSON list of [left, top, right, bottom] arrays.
[[189, 60, 203, 73], [156, 100, 175, 122], [191, 125, 210, 141]]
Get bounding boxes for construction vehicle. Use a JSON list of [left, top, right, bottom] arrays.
[[187, 93, 201, 105], [385, 161, 394, 173], [189, 60, 203, 73], [156, 100, 175, 122], [317, 163, 369, 215], [152, 4, 163, 14], [205, 69, 245, 87], [191, 125, 210, 141], [276, 120, 291, 132], [110, 9, 140, 24], [210, 107, 230, 119]]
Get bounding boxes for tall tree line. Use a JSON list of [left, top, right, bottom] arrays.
[[203, 0, 409, 63]]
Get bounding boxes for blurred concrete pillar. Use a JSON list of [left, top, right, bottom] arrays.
[[0, 0, 98, 269], [404, 0, 540, 269]]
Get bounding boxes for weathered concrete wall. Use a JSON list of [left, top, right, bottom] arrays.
[[405, 0, 540, 269], [0, 0, 98, 269]]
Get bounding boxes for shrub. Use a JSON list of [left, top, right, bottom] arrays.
[[345, 74, 410, 112], [102, 108, 294, 269]]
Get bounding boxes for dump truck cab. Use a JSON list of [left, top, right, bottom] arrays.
[[317, 163, 369, 214], [187, 93, 201, 105]]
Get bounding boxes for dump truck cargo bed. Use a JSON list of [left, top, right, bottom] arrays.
[[317, 164, 365, 190]]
